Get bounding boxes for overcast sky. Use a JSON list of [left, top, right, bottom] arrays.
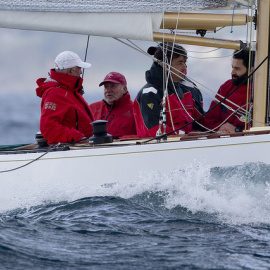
[[0, 8, 253, 110]]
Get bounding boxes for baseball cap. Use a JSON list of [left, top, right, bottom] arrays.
[[99, 72, 127, 87], [54, 51, 91, 70]]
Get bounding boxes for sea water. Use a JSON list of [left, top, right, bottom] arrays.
[[1, 93, 270, 269]]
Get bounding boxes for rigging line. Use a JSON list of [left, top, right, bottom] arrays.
[[155, 41, 234, 59], [141, 54, 270, 144], [165, 62, 249, 115], [209, 103, 252, 133], [126, 39, 150, 56], [114, 37, 229, 114], [155, 3, 168, 138], [216, 26, 226, 32], [185, 48, 221, 54], [170, 79, 211, 132], [165, 71, 177, 134], [154, 51, 244, 113], [163, 48, 248, 113], [161, 1, 169, 138], [160, 0, 183, 136], [172, 66, 251, 120], [158, 45, 169, 137], [116, 36, 245, 114], [194, 103, 250, 134], [245, 0, 255, 131], [159, 53, 267, 139], [230, 4, 236, 33], [163, 48, 177, 135], [0, 146, 54, 174], [116, 26, 247, 118], [0, 137, 89, 174], [82, 35, 90, 79], [166, 63, 235, 133], [113, 38, 151, 58], [187, 53, 234, 60]]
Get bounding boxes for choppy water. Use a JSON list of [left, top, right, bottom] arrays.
[[1, 93, 270, 269]]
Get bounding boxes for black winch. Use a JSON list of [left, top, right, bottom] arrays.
[[89, 120, 113, 144], [35, 132, 48, 148]]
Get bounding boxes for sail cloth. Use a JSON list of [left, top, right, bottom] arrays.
[[0, 0, 251, 40]]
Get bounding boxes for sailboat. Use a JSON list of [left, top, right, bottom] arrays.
[[0, 0, 269, 211]]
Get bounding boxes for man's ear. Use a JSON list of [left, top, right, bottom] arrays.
[[67, 68, 73, 75]]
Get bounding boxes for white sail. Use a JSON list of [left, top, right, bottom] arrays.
[[0, 0, 252, 40], [0, 11, 163, 40]]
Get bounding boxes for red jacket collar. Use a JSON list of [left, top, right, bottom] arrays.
[[50, 69, 83, 90], [36, 69, 84, 97]]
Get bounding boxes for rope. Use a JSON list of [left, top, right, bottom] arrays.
[[0, 146, 54, 173], [141, 54, 270, 144], [0, 138, 88, 174], [158, 0, 183, 137], [245, 0, 255, 131], [82, 35, 90, 79], [164, 61, 249, 117]]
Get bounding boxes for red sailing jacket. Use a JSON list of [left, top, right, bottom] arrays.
[[89, 92, 136, 138], [134, 90, 201, 138], [36, 69, 93, 144], [133, 63, 204, 138], [205, 79, 251, 131]]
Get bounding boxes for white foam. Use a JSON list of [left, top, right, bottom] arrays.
[[2, 162, 270, 226]]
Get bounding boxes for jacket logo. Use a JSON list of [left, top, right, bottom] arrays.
[[147, 103, 154, 109], [123, 110, 132, 117], [45, 102, 56, 111]]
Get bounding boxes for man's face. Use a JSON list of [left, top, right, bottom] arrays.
[[103, 82, 127, 105], [69, 66, 82, 77], [231, 59, 248, 86], [170, 55, 187, 82]]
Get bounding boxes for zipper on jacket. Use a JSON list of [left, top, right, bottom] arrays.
[[75, 109, 78, 130], [102, 102, 113, 121], [74, 90, 92, 117], [106, 115, 114, 127]]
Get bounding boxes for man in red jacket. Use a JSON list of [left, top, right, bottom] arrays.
[[89, 72, 136, 138], [205, 49, 254, 133], [36, 51, 94, 144]]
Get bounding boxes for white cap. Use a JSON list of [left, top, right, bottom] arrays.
[[54, 51, 91, 70]]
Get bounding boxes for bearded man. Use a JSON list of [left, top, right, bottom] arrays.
[[205, 49, 254, 133]]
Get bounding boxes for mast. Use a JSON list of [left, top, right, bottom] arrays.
[[253, 0, 270, 127]]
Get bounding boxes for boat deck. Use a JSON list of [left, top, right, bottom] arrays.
[[1, 129, 270, 155]]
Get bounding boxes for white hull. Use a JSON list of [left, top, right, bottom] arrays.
[[1, 132, 270, 211]]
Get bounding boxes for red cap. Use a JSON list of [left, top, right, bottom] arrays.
[[99, 72, 127, 87]]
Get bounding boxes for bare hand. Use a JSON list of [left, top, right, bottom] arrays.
[[218, 122, 236, 134]]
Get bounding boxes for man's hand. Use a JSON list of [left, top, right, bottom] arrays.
[[218, 122, 236, 134]]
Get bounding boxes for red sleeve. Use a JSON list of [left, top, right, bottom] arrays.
[[204, 87, 224, 131], [133, 96, 185, 138], [40, 89, 84, 144]]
